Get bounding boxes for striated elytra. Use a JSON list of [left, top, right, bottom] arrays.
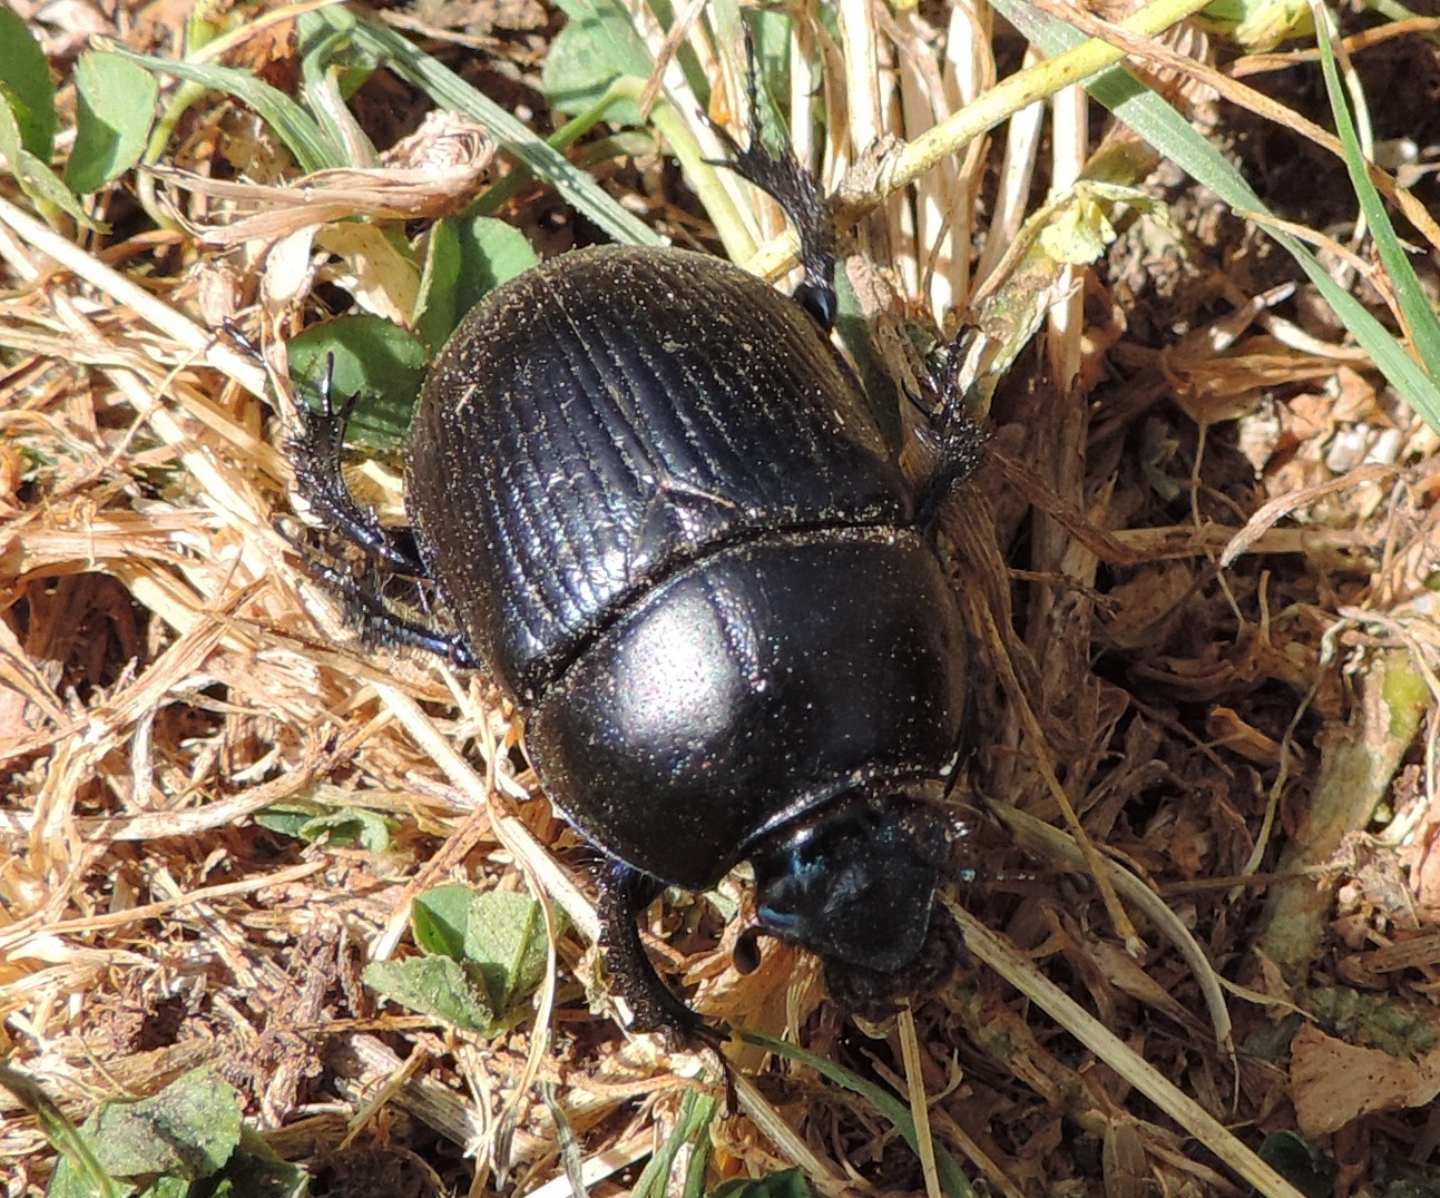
[[290, 129, 983, 1044]]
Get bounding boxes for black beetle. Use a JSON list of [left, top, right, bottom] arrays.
[[287, 105, 985, 1044]]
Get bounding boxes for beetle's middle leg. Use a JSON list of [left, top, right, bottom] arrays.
[[289, 546, 480, 668], [286, 356, 427, 576], [912, 338, 987, 528], [711, 32, 837, 332], [280, 359, 483, 666]]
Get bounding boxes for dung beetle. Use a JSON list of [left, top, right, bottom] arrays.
[[287, 97, 985, 1045]]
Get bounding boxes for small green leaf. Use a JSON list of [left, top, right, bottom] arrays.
[[363, 955, 495, 1031], [48, 1067, 243, 1193], [216, 1127, 310, 1198], [134, 1178, 189, 1198], [411, 883, 474, 960], [543, 0, 652, 125], [454, 216, 539, 310], [1307, 984, 1439, 1057], [709, 1170, 816, 1198], [976, 180, 1172, 404], [301, 807, 392, 851], [2, 1065, 124, 1198], [464, 890, 551, 1014], [1196, 0, 1311, 51], [253, 801, 324, 840], [0, 5, 56, 160], [88, 1068, 242, 1180], [0, 97, 94, 226], [44, 1157, 124, 1198], [1, 1064, 124, 1198], [1039, 194, 1117, 264], [257, 801, 390, 850], [287, 315, 428, 451], [408, 886, 553, 1017], [447, 216, 539, 336], [414, 219, 461, 353], [65, 52, 158, 194]]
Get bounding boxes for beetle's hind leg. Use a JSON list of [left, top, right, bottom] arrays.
[[710, 32, 837, 332], [286, 356, 427, 577]]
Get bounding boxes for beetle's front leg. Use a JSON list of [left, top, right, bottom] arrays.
[[596, 863, 737, 1107], [596, 862, 707, 1040]]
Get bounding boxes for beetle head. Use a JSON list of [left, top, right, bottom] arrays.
[[750, 795, 953, 979]]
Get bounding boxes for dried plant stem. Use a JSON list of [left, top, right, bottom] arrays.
[[1033, 0, 1440, 252], [877, 0, 1214, 194], [897, 1007, 942, 1198], [974, 45, 1043, 288], [947, 900, 1307, 1198], [1044, 83, 1086, 388], [745, 0, 1218, 280], [0, 196, 267, 399], [990, 802, 1234, 1058], [370, 679, 598, 943]]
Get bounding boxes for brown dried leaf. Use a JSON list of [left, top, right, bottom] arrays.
[[1291, 1022, 1440, 1136]]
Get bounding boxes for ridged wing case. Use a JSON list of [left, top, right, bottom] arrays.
[[407, 245, 914, 702]]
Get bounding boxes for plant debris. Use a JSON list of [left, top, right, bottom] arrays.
[[3, 0, 1440, 1194]]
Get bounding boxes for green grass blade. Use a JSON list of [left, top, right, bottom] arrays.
[[321, 7, 664, 248], [101, 44, 342, 173], [1312, 7, 1440, 387], [991, 0, 1440, 433], [739, 1030, 975, 1197], [631, 1090, 716, 1197]]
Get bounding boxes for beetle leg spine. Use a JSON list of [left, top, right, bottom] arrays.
[[286, 365, 429, 576], [912, 341, 987, 528], [284, 535, 479, 667]]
